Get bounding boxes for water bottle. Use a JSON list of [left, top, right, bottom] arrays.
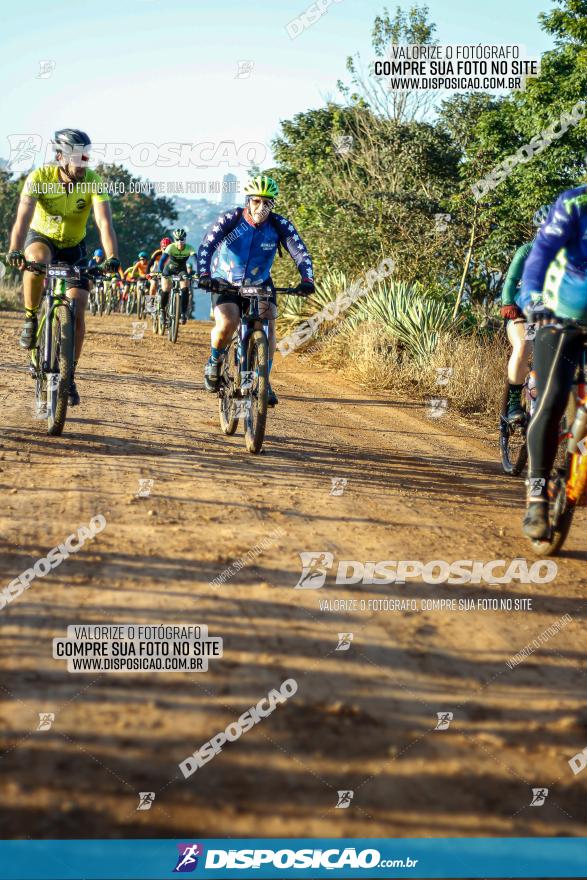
[[527, 370, 538, 418], [568, 403, 587, 454]]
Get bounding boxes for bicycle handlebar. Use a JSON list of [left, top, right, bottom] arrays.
[[200, 278, 307, 296]]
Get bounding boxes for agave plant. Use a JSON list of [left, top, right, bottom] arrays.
[[277, 268, 354, 336], [347, 279, 465, 364]]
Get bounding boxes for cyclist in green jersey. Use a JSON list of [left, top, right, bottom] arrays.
[[158, 228, 196, 325], [500, 205, 550, 422], [7, 129, 120, 405]]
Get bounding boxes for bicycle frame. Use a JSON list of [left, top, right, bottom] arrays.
[[237, 287, 272, 381], [32, 267, 76, 374], [566, 344, 587, 504]]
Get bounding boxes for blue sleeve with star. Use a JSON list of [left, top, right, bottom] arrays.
[[272, 214, 314, 281], [197, 209, 243, 276]]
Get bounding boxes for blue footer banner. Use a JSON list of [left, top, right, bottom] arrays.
[[0, 838, 586, 879]]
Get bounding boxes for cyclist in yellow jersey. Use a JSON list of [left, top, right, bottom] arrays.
[[7, 129, 120, 405], [158, 229, 196, 325]]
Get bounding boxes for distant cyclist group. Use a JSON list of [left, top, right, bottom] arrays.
[[6, 126, 587, 550]]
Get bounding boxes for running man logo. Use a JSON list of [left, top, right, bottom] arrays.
[[436, 367, 453, 386], [240, 370, 255, 392], [434, 711, 453, 731], [173, 843, 204, 873], [333, 135, 353, 156], [294, 552, 334, 589], [528, 477, 546, 498], [434, 213, 451, 233], [569, 746, 587, 776], [136, 792, 156, 811], [336, 790, 354, 808], [336, 633, 353, 651], [7, 134, 42, 172], [37, 60, 56, 79], [330, 477, 348, 496], [530, 787, 548, 806], [235, 60, 254, 79], [136, 479, 154, 498], [234, 399, 252, 419], [525, 324, 537, 341], [37, 712, 55, 731], [427, 397, 448, 419]]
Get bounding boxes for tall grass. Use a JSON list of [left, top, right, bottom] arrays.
[[278, 270, 506, 418], [0, 279, 22, 311]]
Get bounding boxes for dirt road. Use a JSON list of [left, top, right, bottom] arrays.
[[1, 311, 586, 841]]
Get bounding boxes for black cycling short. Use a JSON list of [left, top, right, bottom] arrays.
[[162, 261, 190, 278], [24, 230, 90, 291], [527, 323, 585, 485], [211, 279, 277, 314]]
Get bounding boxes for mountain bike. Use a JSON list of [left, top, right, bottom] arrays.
[[105, 275, 121, 314], [210, 280, 300, 454], [499, 371, 536, 476], [88, 276, 101, 316], [529, 318, 587, 556], [151, 277, 165, 335], [20, 259, 97, 435], [167, 272, 191, 343], [136, 277, 149, 319], [126, 280, 137, 316]]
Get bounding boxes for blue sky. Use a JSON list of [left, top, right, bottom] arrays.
[[1, 0, 556, 198]]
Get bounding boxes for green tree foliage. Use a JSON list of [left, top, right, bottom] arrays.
[[85, 164, 177, 267]]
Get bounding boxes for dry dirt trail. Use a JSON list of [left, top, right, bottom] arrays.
[[1, 310, 586, 842]]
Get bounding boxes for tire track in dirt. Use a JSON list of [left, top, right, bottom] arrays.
[[1, 312, 586, 840]]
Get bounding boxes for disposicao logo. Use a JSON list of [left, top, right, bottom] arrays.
[[173, 843, 204, 873]]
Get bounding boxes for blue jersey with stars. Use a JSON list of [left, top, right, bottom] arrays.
[[197, 208, 314, 286]]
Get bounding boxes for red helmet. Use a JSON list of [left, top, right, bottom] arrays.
[[160, 237, 172, 248]]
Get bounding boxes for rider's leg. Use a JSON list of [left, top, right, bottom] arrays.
[[20, 240, 52, 349], [160, 277, 171, 317], [211, 303, 239, 353], [506, 319, 531, 420], [204, 303, 239, 392], [180, 282, 190, 322], [524, 325, 582, 539]]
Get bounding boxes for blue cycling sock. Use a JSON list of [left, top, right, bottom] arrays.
[[211, 346, 225, 363]]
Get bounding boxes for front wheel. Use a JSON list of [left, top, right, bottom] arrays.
[[40, 303, 74, 436], [531, 471, 576, 556], [244, 330, 268, 454], [218, 336, 239, 435], [499, 379, 529, 476], [168, 289, 180, 343]]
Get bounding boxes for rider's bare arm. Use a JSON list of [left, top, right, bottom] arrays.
[[93, 200, 118, 260], [9, 195, 37, 252]]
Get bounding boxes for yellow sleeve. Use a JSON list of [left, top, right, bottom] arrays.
[[22, 168, 41, 200], [87, 169, 110, 204]]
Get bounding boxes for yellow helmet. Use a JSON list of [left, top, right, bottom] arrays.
[[244, 174, 279, 200]]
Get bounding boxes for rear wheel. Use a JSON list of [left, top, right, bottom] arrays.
[[244, 330, 268, 454], [219, 336, 239, 435], [499, 379, 529, 476], [46, 303, 74, 436], [530, 416, 575, 556]]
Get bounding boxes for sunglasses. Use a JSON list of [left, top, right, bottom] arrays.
[[250, 197, 273, 207]]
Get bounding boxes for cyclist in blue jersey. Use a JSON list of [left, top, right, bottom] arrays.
[[88, 247, 105, 270], [500, 206, 550, 423], [197, 174, 315, 406], [519, 185, 587, 540]]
